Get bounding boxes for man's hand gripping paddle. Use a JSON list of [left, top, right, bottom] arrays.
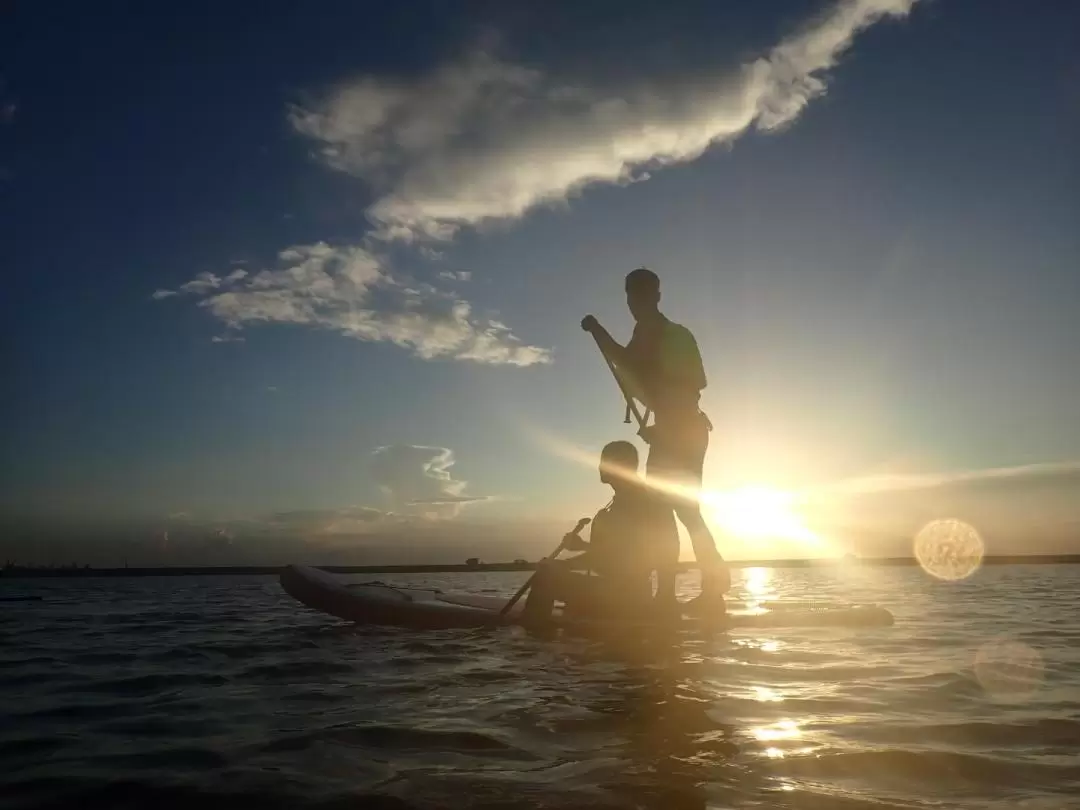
[[499, 517, 590, 617], [581, 320, 651, 438]]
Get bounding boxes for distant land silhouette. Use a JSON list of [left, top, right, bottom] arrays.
[[2, 513, 1078, 571], [3, 555, 1080, 579]]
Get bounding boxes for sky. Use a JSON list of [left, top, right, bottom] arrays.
[[2, 0, 1078, 566]]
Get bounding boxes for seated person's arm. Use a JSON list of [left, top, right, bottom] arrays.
[[559, 532, 596, 572], [559, 551, 596, 572]]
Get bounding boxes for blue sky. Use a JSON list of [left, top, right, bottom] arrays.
[[3, 0, 1078, 564]]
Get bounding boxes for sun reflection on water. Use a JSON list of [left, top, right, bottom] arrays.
[[753, 718, 802, 742], [753, 686, 784, 702], [749, 718, 822, 761], [742, 566, 776, 613]]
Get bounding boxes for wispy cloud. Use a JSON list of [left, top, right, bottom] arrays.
[[152, 0, 915, 362], [153, 242, 550, 365], [180, 271, 224, 295], [438, 270, 472, 282], [371, 444, 488, 519], [263, 506, 391, 536], [290, 0, 920, 241], [210, 334, 245, 344], [803, 459, 1080, 556], [169, 445, 489, 542], [823, 460, 1080, 497]]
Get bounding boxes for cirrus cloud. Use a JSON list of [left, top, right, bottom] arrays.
[[371, 444, 488, 519], [153, 242, 550, 366], [150, 0, 917, 364], [290, 0, 921, 242]]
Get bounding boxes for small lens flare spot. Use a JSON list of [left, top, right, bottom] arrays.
[[914, 518, 984, 580], [974, 637, 1044, 702]]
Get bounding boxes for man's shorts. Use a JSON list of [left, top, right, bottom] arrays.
[[645, 410, 711, 506]]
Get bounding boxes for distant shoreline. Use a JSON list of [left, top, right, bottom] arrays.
[[3, 555, 1080, 579]]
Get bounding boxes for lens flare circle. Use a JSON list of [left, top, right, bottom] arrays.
[[913, 518, 983, 581], [974, 637, 1044, 702]]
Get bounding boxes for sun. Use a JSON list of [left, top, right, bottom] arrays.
[[703, 486, 817, 543]]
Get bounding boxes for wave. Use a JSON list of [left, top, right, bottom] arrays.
[[258, 723, 533, 759], [777, 748, 1080, 787], [3, 778, 418, 810]]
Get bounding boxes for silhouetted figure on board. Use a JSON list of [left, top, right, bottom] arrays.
[[522, 441, 678, 628], [581, 267, 730, 614]]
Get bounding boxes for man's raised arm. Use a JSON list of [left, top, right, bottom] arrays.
[[581, 315, 650, 408]]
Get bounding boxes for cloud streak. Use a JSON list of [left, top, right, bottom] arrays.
[[152, 1, 917, 361], [161, 444, 490, 543], [263, 506, 391, 536], [371, 444, 487, 519], [822, 460, 1080, 497], [153, 242, 550, 365], [290, 0, 920, 241]]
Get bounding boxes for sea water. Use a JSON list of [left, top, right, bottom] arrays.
[[2, 565, 1078, 809]]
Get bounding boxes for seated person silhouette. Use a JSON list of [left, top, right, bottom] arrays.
[[521, 440, 679, 628]]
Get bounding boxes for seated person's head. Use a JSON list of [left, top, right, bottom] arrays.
[[598, 440, 638, 486]]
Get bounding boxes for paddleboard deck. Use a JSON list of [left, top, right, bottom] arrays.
[[279, 565, 894, 632]]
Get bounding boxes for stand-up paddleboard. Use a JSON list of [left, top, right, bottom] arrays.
[[280, 565, 894, 632]]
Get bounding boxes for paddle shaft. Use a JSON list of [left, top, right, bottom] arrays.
[[499, 517, 590, 616], [591, 332, 647, 430]]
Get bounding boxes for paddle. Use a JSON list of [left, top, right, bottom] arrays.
[[499, 517, 590, 616], [589, 331, 649, 432]]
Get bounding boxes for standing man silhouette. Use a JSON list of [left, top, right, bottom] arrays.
[[581, 267, 730, 612]]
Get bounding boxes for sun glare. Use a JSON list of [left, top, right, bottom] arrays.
[[515, 420, 827, 553], [704, 486, 817, 544]]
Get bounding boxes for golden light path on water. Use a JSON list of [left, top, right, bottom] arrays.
[[516, 420, 1060, 786], [741, 566, 773, 614]]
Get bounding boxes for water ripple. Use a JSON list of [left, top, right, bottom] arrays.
[[1, 567, 1079, 809]]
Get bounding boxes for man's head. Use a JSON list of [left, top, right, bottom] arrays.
[[598, 440, 638, 486], [625, 267, 661, 322]]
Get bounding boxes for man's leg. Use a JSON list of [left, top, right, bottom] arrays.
[[650, 506, 681, 617], [675, 503, 730, 596], [648, 416, 730, 601]]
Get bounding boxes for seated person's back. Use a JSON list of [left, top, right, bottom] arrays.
[[523, 440, 678, 624], [585, 474, 677, 599]]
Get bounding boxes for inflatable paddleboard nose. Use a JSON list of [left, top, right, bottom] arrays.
[[280, 565, 515, 630], [280, 565, 895, 632]]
